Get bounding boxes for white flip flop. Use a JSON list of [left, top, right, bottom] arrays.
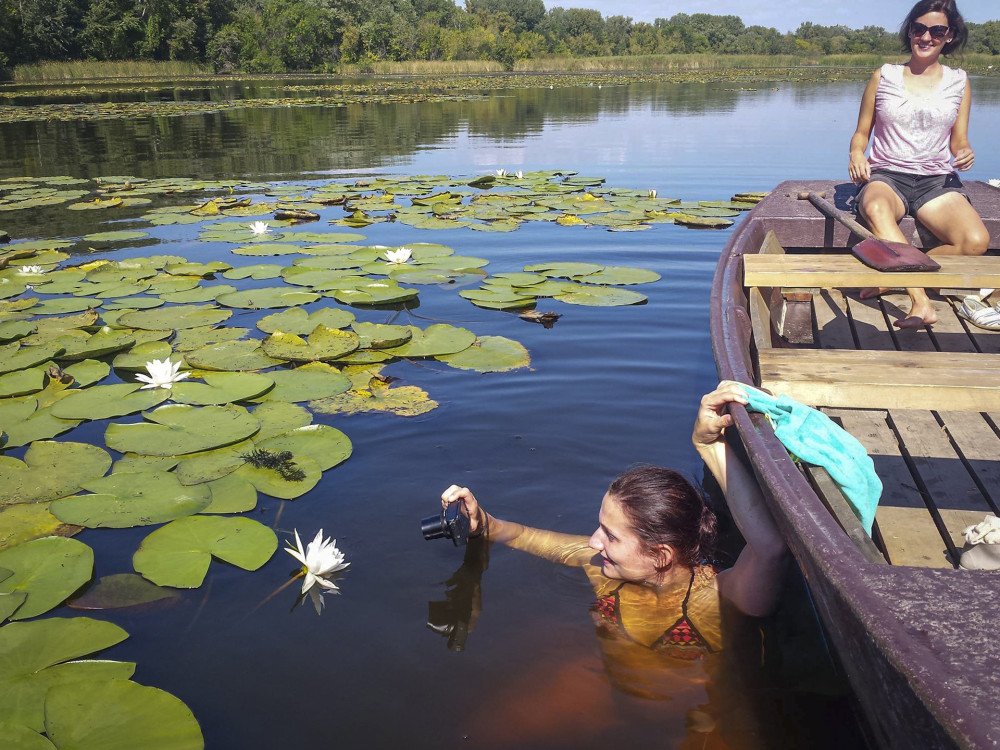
[[957, 296, 1000, 331]]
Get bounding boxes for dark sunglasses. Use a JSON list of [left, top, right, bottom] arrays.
[[909, 22, 950, 40]]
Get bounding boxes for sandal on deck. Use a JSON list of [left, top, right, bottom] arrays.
[[957, 296, 1000, 331]]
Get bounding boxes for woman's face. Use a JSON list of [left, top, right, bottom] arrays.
[[588, 492, 666, 584], [909, 11, 953, 60]]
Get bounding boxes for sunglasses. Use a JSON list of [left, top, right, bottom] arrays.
[[909, 22, 950, 40]]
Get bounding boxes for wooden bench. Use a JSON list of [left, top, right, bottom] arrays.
[[757, 348, 1000, 411]]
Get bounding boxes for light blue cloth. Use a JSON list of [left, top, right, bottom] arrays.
[[740, 385, 883, 534]]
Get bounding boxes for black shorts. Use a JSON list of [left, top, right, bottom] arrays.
[[858, 169, 969, 217]]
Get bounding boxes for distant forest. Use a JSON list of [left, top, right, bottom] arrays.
[[3, 0, 999, 76]]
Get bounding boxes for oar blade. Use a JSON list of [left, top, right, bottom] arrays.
[[852, 237, 941, 272]]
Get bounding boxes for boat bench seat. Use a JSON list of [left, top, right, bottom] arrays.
[[743, 253, 1000, 290], [758, 348, 1000, 411]]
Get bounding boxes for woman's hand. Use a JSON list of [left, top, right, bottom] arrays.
[[953, 146, 975, 172], [441, 485, 484, 535], [692, 381, 749, 452], [849, 150, 871, 185]]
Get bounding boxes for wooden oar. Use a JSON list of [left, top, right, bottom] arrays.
[[797, 191, 940, 272]]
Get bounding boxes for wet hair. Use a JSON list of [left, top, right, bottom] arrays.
[[900, 0, 967, 56], [607, 465, 717, 576]]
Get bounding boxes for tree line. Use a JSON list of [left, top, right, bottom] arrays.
[[3, 0, 999, 77]]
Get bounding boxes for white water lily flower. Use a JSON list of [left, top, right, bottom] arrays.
[[249, 220, 271, 235], [385, 247, 412, 264], [988, 178, 1000, 189], [648, 189, 657, 199], [286, 529, 349, 595], [18, 265, 46, 275], [135, 358, 190, 390], [495, 169, 508, 177], [515, 170, 524, 179]]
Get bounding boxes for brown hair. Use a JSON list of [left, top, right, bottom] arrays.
[[607, 465, 717, 575], [900, 0, 968, 55]]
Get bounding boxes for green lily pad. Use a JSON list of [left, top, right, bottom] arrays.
[[382, 324, 475, 358], [68, 574, 180, 611], [169, 372, 273, 405], [0, 503, 82, 552], [159, 285, 236, 304], [231, 243, 304, 257], [117, 305, 231, 331], [351, 322, 412, 349], [0, 320, 35, 342], [256, 424, 352, 471], [44, 678, 203, 750], [459, 289, 535, 310], [261, 326, 359, 362], [62, 360, 110, 387], [0, 721, 55, 749], [183, 340, 284, 371], [200, 472, 257, 514], [80, 230, 149, 244], [172, 440, 254, 485], [31, 299, 100, 316], [0, 617, 131, 733], [110, 455, 180, 475], [133, 515, 277, 588], [310, 380, 438, 417], [0, 343, 64, 375], [256, 307, 355, 335], [326, 280, 418, 306], [222, 264, 283, 280], [216, 287, 319, 310], [233, 453, 322, 500], [163, 261, 232, 277], [0, 536, 94, 619], [49, 384, 169, 420], [251, 362, 351, 403], [105, 404, 260, 456], [111, 341, 175, 371], [524, 262, 604, 278], [554, 286, 647, 306], [0, 368, 46, 398], [0, 441, 112, 506], [573, 266, 660, 285], [51, 472, 211, 529], [437, 336, 531, 372], [172, 326, 248, 352]]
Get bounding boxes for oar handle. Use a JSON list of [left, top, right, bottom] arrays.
[[797, 191, 876, 240]]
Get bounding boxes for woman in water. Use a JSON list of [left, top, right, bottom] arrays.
[[848, 0, 989, 328], [441, 381, 787, 661]]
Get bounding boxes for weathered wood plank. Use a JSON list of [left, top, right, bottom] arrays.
[[844, 294, 896, 351], [801, 464, 887, 564], [813, 289, 854, 349], [927, 297, 978, 354], [827, 408, 951, 567], [758, 349, 1000, 410], [879, 292, 937, 351], [938, 411, 1000, 512], [743, 253, 1000, 289]]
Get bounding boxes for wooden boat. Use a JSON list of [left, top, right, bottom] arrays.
[[711, 180, 1000, 750]]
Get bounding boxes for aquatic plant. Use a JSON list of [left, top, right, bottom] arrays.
[[135, 358, 189, 389], [285, 529, 349, 595]]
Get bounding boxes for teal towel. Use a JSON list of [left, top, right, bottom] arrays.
[[740, 385, 883, 534]]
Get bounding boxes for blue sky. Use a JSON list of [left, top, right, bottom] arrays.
[[541, 1, 998, 34]]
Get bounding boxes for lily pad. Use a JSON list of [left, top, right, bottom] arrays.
[[0, 441, 112, 506], [0, 536, 94, 619], [233, 454, 322, 500], [351, 322, 412, 349], [49, 384, 169, 420], [44, 678, 203, 750], [222, 264, 283, 280], [62, 360, 110, 387], [0, 343, 64, 375], [172, 326, 248, 352], [104, 404, 260, 456], [111, 341, 175, 372], [382, 324, 475, 358], [573, 266, 660, 285], [310, 380, 438, 417], [216, 287, 319, 310], [183, 340, 284, 371], [200, 472, 257, 514], [437, 336, 531, 372], [251, 362, 351, 403], [256, 307, 355, 335], [68, 574, 180, 611], [117, 305, 231, 331], [51, 472, 212, 528], [0, 503, 82, 552], [261, 326, 359, 362], [133, 515, 278, 588], [169, 372, 273, 405], [554, 286, 647, 306], [0, 368, 46, 398], [256, 424, 352, 471]]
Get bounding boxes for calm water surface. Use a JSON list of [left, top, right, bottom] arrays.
[[3, 76, 1000, 749]]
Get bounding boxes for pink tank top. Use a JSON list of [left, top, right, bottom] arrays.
[[868, 63, 967, 176]]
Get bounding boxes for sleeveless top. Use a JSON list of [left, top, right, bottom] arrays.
[[868, 63, 967, 176]]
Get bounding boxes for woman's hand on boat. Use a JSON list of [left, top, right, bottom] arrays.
[[953, 146, 974, 172], [692, 381, 749, 451], [441, 485, 484, 534], [848, 151, 871, 185]]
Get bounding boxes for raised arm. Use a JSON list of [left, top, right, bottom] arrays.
[[950, 80, 974, 171], [849, 69, 881, 185], [692, 382, 787, 617]]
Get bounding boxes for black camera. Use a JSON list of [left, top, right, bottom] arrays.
[[421, 503, 471, 546]]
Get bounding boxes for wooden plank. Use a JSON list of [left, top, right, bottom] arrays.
[[813, 289, 855, 349], [749, 286, 775, 352], [927, 297, 978, 354], [938, 411, 1000, 512], [802, 464, 886, 563], [827, 408, 950, 567], [844, 294, 896, 351], [758, 349, 1000, 411], [950, 296, 1000, 354], [743, 253, 1000, 289]]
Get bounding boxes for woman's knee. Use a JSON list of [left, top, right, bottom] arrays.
[[956, 226, 990, 255]]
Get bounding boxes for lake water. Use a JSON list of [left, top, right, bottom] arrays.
[[3, 74, 1000, 749]]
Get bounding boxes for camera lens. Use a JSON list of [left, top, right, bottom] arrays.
[[421, 514, 447, 540]]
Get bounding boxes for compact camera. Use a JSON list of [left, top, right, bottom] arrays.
[[421, 503, 471, 546]]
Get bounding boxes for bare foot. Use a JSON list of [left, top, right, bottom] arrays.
[[893, 315, 927, 329], [893, 304, 938, 329], [860, 287, 892, 300]]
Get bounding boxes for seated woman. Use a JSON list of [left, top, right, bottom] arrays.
[[441, 382, 788, 663], [848, 0, 989, 328]]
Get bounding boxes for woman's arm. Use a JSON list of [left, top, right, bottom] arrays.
[[950, 80, 974, 172], [849, 70, 881, 185], [440, 485, 592, 566], [692, 383, 787, 617]]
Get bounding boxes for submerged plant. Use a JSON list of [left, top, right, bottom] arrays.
[[135, 358, 190, 390], [242, 448, 306, 482]]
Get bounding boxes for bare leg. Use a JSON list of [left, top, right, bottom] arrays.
[[856, 182, 907, 301]]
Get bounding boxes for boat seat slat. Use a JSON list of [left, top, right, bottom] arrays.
[[758, 348, 1000, 411], [744, 253, 1000, 289]]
